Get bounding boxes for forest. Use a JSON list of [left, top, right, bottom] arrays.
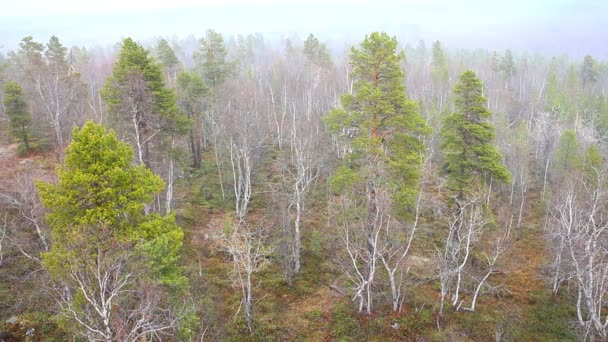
[[0, 27, 607, 341]]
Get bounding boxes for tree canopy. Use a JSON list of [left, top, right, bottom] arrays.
[[441, 70, 510, 197], [3, 80, 32, 152], [37, 121, 185, 339], [326, 32, 429, 210]]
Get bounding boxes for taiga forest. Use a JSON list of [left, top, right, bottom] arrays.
[[0, 1, 607, 341]]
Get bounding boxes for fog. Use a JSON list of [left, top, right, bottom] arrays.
[[1, 0, 606, 58]]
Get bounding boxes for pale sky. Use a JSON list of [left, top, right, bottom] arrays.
[[1, 0, 606, 58]]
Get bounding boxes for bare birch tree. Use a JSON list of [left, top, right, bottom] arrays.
[[217, 219, 271, 332]]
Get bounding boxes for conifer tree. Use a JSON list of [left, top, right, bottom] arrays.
[[45, 35, 68, 76], [102, 38, 186, 167], [500, 49, 516, 80], [582, 143, 604, 188], [176, 70, 208, 168], [156, 38, 180, 84], [325, 32, 428, 313], [581, 55, 598, 87], [553, 129, 581, 181], [441, 70, 510, 199], [431, 40, 448, 84], [3, 80, 32, 152], [490, 51, 500, 74], [37, 122, 185, 340], [156, 38, 179, 71], [303, 34, 332, 67], [194, 30, 235, 89]]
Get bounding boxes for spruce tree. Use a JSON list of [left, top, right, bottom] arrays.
[[155, 38, 180, 84], [440, 70, 510, 199]]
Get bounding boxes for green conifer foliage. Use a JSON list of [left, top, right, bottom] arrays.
[[553, 129, 581, 181], [325, 32, 429, 215], [3, 80, 32, 152], [102, 38, 186, 166], [194, 30, 235, 89], [440, 70, 510, 197], [37, 122, 185, 338]]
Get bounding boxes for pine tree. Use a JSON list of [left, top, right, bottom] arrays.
[[155, 38, 180, 83], [45, 35, 68, 76], [303, 33, 332, 67], [176, 70, 208, 168], [500, 49, 516, 80], [326, 32, 429, 211], [440, 70, 510, 199], [546, 68, 562, 113], [431, 40, 448, 84], [325, 32, 429, 314], [37, 122, 185, 339], [3, 80, 32, 152], [194, 30, 235, 89], [581, 55, 598, 87], [490, 51, 500, 74], [156, 38, 179, 70], [16, 36, 45, 77], [102, 38, 186, 166]]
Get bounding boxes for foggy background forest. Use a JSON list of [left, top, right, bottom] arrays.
[[1, 0, 608, 341]]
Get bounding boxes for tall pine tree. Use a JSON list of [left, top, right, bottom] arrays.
[[441, 70, 510, 200], [325, 32, 429, 314], [102, 38, 186, 167]]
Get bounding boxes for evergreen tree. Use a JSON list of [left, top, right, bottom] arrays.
[[545, 68, 562, 113], [581, 55, 598, 87], [431, 40, 448, 84], [414, 40, 427, 61], [176, 70, 208, 168], [3, 80, 32, 151], [46, 35, 68, 76], [553, 129, 581, 180], [582, 143, 604, 188], [102, 38, 186, 166], [37, 122, 185, 339], [156, 38, 179, 70], [155, 38, 180, 84], [490, 51, 500, 74], [325, 32, 429, 313], [16, 36, 45, 77], [194, 30, 235, 89], [500, 49, 516, 80], [441, 70, 510, 199], [303, 33, 332, 67], [326, 32, 429, 212]]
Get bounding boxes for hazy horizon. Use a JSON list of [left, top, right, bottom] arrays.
[[1, 0, 606, 59]]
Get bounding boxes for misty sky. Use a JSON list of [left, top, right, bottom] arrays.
[[1, 0, 606, 58]]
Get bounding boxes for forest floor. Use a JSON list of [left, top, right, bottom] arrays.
[[177, 169, 582, 341]]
